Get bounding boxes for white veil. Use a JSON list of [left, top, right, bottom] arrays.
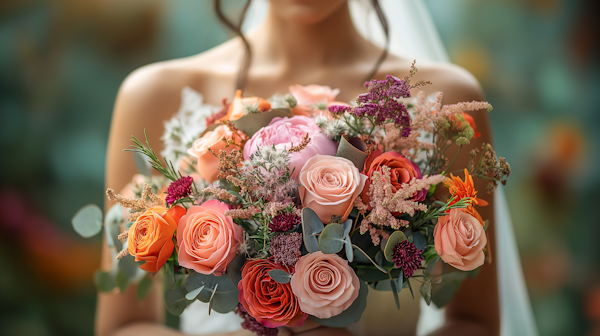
[[180, 1, 538, 335]]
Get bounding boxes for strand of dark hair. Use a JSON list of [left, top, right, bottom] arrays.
[[214, 0, 253, 91], [214, 0, 389, 91], [364, 0, 390, 82]]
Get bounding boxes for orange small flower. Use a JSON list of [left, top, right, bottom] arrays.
[[461, 112, 480, 139], [222, 90, 271, 121], [444, 169, 488, 206]]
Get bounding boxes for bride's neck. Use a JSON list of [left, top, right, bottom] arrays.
[[247, 3, 371, 73]]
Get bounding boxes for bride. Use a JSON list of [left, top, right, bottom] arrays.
[[98, 1, 533, 335]]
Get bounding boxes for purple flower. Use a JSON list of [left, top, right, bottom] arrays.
[[165, 176, 194, 206], [235, 304, 278, 336], [392, 240, 424, 278], [327, 104, 351, 115], [270, 232, 302, 267]]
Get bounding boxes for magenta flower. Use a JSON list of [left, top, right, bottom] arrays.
[[165, 176, 194, 206], [392, 240, 424, 278], [269, 212, 301, 232]]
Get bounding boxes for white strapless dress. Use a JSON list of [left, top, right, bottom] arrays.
[[167, 88, 538, 336]]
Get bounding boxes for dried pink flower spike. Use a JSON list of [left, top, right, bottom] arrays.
[[165, 176, 194, 206]]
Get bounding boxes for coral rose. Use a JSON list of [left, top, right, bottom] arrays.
[[177, 200, 243, 276], [461, 112, 480, 139], [299, 155, 367, 224], [434, 209, 487, 271], [188, 125, 239, 183], [291, 252, 361, 319], [361, 150, 427, 208], [238, 259, 308, 328], [127, 205, 186, 273], [243, 116, 337, 179]]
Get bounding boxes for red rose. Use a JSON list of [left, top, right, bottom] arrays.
[[238, 259, 307, 328], [361, 150, 427, 208]]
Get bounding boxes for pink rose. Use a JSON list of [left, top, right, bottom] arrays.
[[434, 209, 487, 271], [177, 199, 243, 276], [243, 116, 337, 179], [290, 252, 360, 319], [188, 125, 239, 183], [299, 155, 367, 224], [289, 85, 340, 117]]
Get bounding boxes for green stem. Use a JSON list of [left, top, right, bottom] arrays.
[[443, 145, 462, 175]]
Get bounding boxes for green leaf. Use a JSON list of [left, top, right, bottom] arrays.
[[352, 245, 387, 273], [411, 232, 427, 251], [341, 219, 352, 237], [335, 136, 369, 169], [186, 271, 237, 294], [384, 231, 407, 262], [389, 272, 400, 310], [72, 204, 103, 238], [420, 279, 432, 305], [136, 275, 154, 300], [311, 280, 369, 327], [302, 208, 324, 253], [208, 283, 219, 315], [226, 190, 244, 202], [115, 271, 129, 292], [94, 270, 116, 292], [231, 108, 292, 137], [165, 284, 191, 316], [407, 278, 415, 299], [104, 204, 123, 227], [269, 269, 292, 284], [210, 289, 240, 314], [133, 151, 151, 176], [424, 257, 440, 276], [318, 223, 345, 254], [227, 254, 246, 287], [185, 286, 204, 300], [345, 236, 353, 262], [397, 273, 404, 291]]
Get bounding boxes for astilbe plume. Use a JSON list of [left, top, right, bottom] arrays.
[[235, 304, 278, 336], [392, 240, 424, 278], [270, 232, 302, 267], [165, 176, 194, 205]]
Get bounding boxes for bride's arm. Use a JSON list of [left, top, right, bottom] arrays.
[[426, 74, 500, 336], [96, 65, 256, 336]]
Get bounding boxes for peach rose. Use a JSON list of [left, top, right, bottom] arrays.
[[177, 200, 243, 276], [290, 252, 360, 319], [434, 209, 487, 271], [238, 259, 308, 328], [299, 155, 367, 224], [289, 84, 340, 116], [188, 125, 239, 183], [127, 205, 186, 273], [224, 89, 271, 121]]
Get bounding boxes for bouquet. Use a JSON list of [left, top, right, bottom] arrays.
[[73, 62, 510, 335]]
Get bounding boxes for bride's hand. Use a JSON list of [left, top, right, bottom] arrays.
[[281, 319, 353, 336]]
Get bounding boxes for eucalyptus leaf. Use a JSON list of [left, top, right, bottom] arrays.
[[384, 231, 407, 262], [302, 208, 325, 253], [425, 257, 440, 276], [94, 271, 116, 292], [407, 278, 415, 299], [318, 223, 345, 254], [397, 273, 404, 291], [432, 281, 461, 308], [311, 280, 369, 327], [411, 232, 427, 251], [136, 275, 154, 300], [165, 285, 191, 316], [335, 135, 369, 169], [227, 254, 246, 286], [208, 284, 219, 315], [186, 271, 237, 293], [133, 151, 151, 176], [341, 219, 352, 237], [210, 289, 240, 314], [231, 108, 292, 137], [185, 286, 204, 300], [345, 236, 353, 262], [115, 271, 129, 292], [104, 204, 123, 227], [268, 269, 292, 284], [375, 251, 383, 266], [72, 204, 103, 238], [420, 280, 432, 305], [389, 274, 400, 309], [352, 245, 387, 273]]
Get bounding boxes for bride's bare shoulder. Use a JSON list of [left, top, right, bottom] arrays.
[[383, 58, 484, 103], [114, 38, 241, 118]]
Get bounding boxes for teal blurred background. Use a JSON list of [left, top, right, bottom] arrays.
[[0, 0, 598, 335]]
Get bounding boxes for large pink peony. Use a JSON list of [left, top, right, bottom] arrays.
[[243, 116, 337, 179], [290, 252, 360, 319], [434, 209, 487, 271], [299, 155, 367, 224], [176, 199, 243, 276]]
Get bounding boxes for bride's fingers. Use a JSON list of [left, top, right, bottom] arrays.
[[277, 327, 293, 336]]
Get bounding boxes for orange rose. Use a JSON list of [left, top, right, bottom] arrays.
[[461, 112, 480, 139], [238, 259, 308, 328], [127, 206, 186, 273], [223, 89, 271, 121], [187, 125, 239, 183], [434, 209, 487, 271]]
